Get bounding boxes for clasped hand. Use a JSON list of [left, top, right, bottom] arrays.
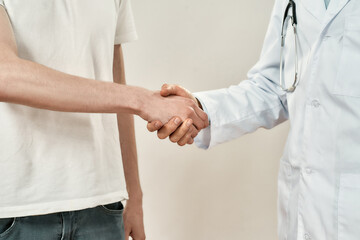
[[145, 84, 207, 146]]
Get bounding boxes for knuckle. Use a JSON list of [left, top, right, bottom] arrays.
[[170, 121, 178, 128], [183, 128, 191, 136], [185, 107, 194, 116], [204, 115, 209, 123], [186, 132, 192, 139], [186, 98, 193, 105], [196, 122, 204, 130]]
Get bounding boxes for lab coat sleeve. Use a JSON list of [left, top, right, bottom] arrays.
[[194, 0, 288, 149]]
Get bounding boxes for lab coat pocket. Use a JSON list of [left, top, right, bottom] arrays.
[[338, 174, 360, 240], [333, 15, 360, 97]]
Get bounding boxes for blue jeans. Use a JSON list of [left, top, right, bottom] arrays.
[[0, 202, 125, 240]]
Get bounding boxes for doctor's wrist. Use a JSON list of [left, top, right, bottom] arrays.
[[196, 97, 203, 110]]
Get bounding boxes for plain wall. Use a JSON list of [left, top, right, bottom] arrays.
[[123, 0, 290, 239]]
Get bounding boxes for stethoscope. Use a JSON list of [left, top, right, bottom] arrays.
[[279, 0, 299, 93]]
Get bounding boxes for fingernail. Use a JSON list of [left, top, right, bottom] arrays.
[[186, 120, 192, 127], [174, 118, 181, 125]]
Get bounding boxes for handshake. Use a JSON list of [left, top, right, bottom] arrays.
[[139, 84, 209, 146]]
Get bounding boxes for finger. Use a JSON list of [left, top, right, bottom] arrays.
[[178, 130, 193, 146], [130, 233, 146, 240], [124, 223, 131, 240], [147, 121, 163, 132], [169, 119, 193, 143], [157, 117, 182, 139], [187, 138, 194, 145], [190, 125, 199, 138]]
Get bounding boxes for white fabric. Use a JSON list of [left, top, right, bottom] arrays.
[[194, 0, 359, 239], [0, 0, 137, 218]]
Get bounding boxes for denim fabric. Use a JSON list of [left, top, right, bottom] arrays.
[[0, 202, 125, 240]]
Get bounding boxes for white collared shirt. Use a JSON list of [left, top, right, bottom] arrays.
[[194, 0, 360, 239]]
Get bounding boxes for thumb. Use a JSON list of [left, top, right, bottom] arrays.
[[147, 121, 163, 132], [160, 83, 173, 97], [160, 84, 188, 98]]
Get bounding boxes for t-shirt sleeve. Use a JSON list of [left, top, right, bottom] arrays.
[[0, 0, 5, 7], [114, 0, 138, 45]]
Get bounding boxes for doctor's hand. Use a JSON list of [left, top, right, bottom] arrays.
[[147, 84, 207, 146]]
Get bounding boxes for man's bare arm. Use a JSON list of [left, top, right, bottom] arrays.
[[0, 8, 209, 128], [113, 45, 145, 240]]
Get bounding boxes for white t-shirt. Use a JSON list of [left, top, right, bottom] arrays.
[[0, 0, 137, 218]]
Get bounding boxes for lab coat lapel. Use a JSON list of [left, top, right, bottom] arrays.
[[299, 0, 327, 22], [323, 0, 350, 26]]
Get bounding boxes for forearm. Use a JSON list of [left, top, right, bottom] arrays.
[[113, 44, 142, 201], [0, 56, 150, 114], [117, 113, 143, 201], [193, 77, 288, 149]]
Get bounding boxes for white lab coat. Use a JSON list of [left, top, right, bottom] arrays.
[[194, 0, 360, 239]]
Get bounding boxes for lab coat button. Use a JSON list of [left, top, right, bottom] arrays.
[[311, 100, 320, 108], [304, 233, 311, 240]]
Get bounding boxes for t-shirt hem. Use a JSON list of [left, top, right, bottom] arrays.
[[0, 190, 129, 218], [114, 31, 138, 45]]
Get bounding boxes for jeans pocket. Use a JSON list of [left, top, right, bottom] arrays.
[[0, 218, 17, 238], [100, 201, 124, 215], [338, 174, 360, 240]]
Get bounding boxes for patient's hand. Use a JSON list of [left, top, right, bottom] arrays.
[[147, 84, 207, 146]]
